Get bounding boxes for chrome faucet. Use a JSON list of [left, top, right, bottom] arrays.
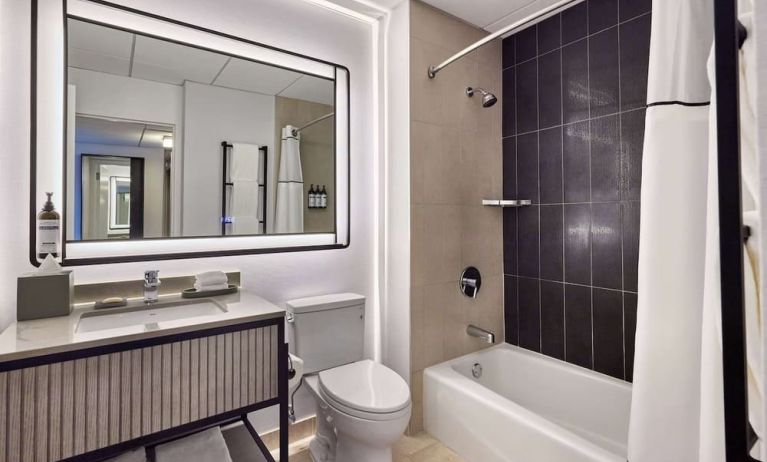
[[144, 270, 161, 303], [467, 324, 495, 344]]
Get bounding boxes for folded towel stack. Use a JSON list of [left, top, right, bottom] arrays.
[[194, 271, 229, 292], [155, 427, 233, 462], [104, 427, 234, 462]]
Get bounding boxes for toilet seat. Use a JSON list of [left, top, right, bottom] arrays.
[[319, 359, 411, 421]]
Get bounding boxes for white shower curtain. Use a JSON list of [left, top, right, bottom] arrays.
[[274, 125, 304, 234], [628, 0, 713, 460], [630, 1, 763, 461]]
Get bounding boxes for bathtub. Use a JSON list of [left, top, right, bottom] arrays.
[[423, 344, 631, 462]]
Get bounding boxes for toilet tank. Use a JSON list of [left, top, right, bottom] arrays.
[[286, 293, 365, 374]]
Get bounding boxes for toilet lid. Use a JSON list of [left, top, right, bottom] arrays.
[[319, 360, 411, 414]]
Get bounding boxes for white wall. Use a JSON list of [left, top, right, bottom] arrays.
[[0, 0, 32, 330], [381, 0, 410, 382], [69, 68, 184, 235], [182, 81, 274, 237], [0, 0, 379, 434]]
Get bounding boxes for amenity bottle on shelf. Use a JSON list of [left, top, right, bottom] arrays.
[[308, 184, 316, 208], [321, 185, 328, 208]]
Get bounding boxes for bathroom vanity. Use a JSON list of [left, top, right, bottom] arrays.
[[0, 292, 288, 462], [19, 0, 355, 457]]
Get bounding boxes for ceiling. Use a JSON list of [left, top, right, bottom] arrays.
[[76, 116, 173, 149], [68, 19, 334, 105], [356, 0, 567, 33]]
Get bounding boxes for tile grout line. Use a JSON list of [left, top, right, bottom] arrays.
[[506, 274, 637, 294], [559, 10, 567, 362], [514, 60, 520, 346], [501, 10, 651, 72], [502, 105, 647, 140], [586, 0, 596, 371], [536, 24, 543, 353], [616, 0, 627, 381]]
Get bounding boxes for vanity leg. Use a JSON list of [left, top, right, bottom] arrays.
[[278, 323, 289, 461]]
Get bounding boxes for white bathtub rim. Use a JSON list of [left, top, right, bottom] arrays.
[[423, 344, 629, 462], [448, 344, 632, 391]]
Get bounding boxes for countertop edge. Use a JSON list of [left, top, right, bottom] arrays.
[[0, 309, 285, 365]]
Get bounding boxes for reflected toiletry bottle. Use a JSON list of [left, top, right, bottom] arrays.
[[321, 186, 328, 208], [308, 184, 316, 208], [38, 192, 60, 259], [144, 270, 161, 304]]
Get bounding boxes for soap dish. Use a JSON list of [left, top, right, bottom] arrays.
[[94, 297, 128, 310], [181, 284, 238, 299]]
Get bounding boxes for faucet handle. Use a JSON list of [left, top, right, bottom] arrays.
[[459, 267, 482, 298]]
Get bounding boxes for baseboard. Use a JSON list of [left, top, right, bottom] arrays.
[[262, 416, 316, 451]]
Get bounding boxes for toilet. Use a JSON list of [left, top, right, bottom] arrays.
[[286, 294, 411, 462]]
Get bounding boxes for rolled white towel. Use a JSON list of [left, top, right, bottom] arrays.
[[195, 271, 228, 286], [155, 427, 233, 462], [194, 282, 230, 292]]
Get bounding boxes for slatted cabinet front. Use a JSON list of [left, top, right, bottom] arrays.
[[0, 324, 279, 462]]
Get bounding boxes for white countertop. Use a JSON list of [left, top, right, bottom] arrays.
[[0, 290, 285, 363]]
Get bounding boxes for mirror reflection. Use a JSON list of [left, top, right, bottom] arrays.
[[66, 18, 336, 241]]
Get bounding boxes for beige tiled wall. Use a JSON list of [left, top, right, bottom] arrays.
[[408, 0, 503, 434], [274, 96, 335, 233]]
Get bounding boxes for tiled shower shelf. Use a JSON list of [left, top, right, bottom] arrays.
[[482, 199, 532, 207]]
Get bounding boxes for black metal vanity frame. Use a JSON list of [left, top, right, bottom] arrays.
[[29, 0, 351, 267], [0, 317, 290, 462]]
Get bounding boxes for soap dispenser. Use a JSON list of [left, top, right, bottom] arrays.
[[37, 192, 60, 259]]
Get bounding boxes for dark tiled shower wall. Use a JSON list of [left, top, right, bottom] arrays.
[[501, 0, 651, 381]]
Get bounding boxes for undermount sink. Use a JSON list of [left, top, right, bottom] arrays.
[[76, 299, 227, 333]]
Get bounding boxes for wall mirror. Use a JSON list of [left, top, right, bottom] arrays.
[[32, 0, 350, 265]]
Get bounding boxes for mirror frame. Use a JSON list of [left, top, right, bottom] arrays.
[[31, 0, 351, 266]]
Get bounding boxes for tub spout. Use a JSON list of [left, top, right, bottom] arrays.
[[467, 324, 495, 344]]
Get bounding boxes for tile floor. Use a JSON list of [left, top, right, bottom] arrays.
[[287, 431, 465, 462]]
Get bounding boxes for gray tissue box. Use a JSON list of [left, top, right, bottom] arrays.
[[17, 270, 74, 321]]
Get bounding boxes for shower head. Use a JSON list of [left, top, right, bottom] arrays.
[[466, 87, 498, 108]]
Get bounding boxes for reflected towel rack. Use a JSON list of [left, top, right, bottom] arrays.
[[221, 141, 268, 236], [482, 199, 532, 208]]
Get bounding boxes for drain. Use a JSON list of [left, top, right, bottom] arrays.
[[472, 362, 483, 379]]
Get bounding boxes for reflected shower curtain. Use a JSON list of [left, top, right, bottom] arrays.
[[628, 0, 713, 460], [274, 125, 304, 234]]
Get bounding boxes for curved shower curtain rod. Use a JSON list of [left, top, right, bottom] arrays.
[[428, 0, 582, 78], [291, 112, 335, 136]]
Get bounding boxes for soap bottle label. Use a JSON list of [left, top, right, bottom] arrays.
[[39, 219, 60, 255]]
